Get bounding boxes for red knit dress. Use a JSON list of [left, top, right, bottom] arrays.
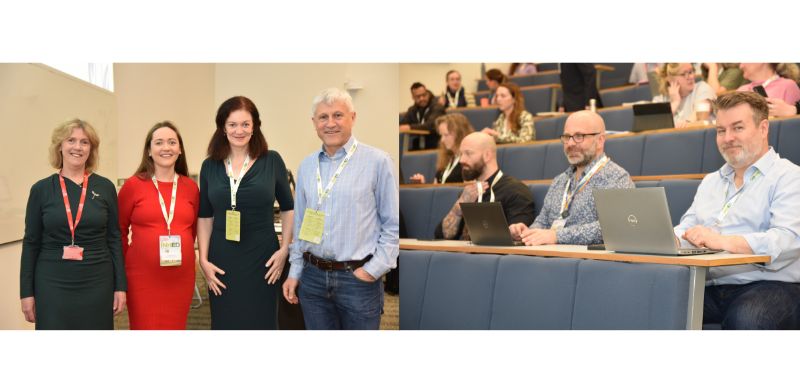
[[118, 175, 199, 329]]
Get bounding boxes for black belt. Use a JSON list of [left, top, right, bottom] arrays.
[[303, 252, 372, 271]]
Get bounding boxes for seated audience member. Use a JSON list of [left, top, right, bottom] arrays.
[[652, 63, 716, 127], [400, 82, 446, 150], [485, 68, 507, 105], [435, 132, 535, 239], [481, 82, 535, 144], [438, 70, 475, 109], [559, 63, 603, 112], [509, 63, 537, 76], [628, 63, 661, 84], [674, 91, 800, 330], [409, 113, 475, 184], [509, 111, 634, 245], [737, 63, 800, 105], [765, 97, 800, 117], [703, 63, 744, 95]]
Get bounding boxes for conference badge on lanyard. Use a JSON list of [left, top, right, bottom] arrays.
[[225, 155, 250, 242], [298, 141, 358, 244], [59, 172, 88, 261], [153, 174, 182, 266]]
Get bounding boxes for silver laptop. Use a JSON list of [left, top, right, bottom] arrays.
[[593, 188, 721, 256], [460, 202, 524, 246], [632, 102, 675, 132]]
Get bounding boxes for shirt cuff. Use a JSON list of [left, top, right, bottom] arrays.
[[288, 260, 304, 280], [362, 260, 389, 280]]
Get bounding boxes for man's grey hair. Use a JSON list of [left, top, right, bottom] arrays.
[[311, 87, 355, 116]]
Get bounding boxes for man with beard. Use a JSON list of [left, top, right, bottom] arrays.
[[674, 91, 800, 329], [400, 82, 446, 150], [434, 132, 534, 239], [509, 110, 634, 245]]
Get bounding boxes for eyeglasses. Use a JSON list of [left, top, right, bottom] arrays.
[[560, 133, 600, 143]]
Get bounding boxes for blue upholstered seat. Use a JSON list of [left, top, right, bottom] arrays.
[[400, 151, 437, 184], [521, 85, 556, 114], [543, 142, 569, 179], [641, 130, 705, 175], [499, 144, 547, 180], [604, 135, 645, 176], [597, 107, 634, 132], [534, 115, 568, 140], [452, 107, 499, 132], [599, 84, 653, 107]]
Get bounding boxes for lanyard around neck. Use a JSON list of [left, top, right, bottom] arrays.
[[416, 106, 430, 125], [152, 174, 179, 235], [226, 155, 251, 210], [316, 140, 358, 209], [716, 169, 762, 225], [439, 156, 460, 184], [58, 171, 89, 246], [446, 89, 461, 108], [559, 155, 609, 218], [477, 170, 503, 203]]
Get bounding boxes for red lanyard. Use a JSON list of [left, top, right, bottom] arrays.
[[58, 172, 89, 246]]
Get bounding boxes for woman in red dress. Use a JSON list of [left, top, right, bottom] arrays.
[[118, 121, 199, 329]]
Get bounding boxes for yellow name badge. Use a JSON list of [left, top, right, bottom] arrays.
[[226, 210, 241, 242], [298, 208, 325, 244], [159, 235, 182, 267]]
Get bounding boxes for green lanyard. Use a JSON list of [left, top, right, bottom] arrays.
[[715, 169, 762, 225]]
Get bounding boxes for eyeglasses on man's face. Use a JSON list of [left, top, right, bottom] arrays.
[[560, 133, 600, 143]]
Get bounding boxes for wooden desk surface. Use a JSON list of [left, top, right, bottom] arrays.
[[400, 239, 770, 267], [399, 128, 430, 135]]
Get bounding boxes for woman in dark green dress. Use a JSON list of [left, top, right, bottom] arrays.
[[198, 96, 294, 329], [20, 119, 127, 329]]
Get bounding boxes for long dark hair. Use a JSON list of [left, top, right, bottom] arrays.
[[135, 121, 189, 179], [207, 96, 269, 160]]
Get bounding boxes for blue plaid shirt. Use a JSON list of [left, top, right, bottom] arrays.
[[289, 136, 399, 280]]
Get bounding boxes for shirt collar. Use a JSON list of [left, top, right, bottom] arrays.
[[485, 168, 502, 184], [318, 136, 356, 161], [719, 147, 777, 181]]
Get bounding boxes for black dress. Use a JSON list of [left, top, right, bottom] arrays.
[[20, 174, 126, 330], [199, 151, 294, 329]]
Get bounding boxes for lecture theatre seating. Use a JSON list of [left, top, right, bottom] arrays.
[[447, 106, 498, 132], [599, 84, 653, 107], [400, 250, 690, 329], [477, 71, 562, 91], [401, 116, 800, 183], [474, 84, 560, 115], [400, 178, 701, 240]]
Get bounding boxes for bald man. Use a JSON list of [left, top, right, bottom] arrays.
[[510, 110, 634, 245], [435, 132, 535, 239]]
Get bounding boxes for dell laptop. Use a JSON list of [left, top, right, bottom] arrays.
[[593, 187, 721, 256], [460, 202, 525, 246], [632, 102, 675, 132]]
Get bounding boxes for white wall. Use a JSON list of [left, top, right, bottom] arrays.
[[114, 64, 216, 178], [0, 63, 117, 329], [214, 64, 400, 176]]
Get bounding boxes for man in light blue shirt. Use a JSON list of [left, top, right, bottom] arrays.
[[283, 88, 399, 330], [674, 91, 800, 329]]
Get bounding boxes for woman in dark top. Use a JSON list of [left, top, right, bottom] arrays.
[[198, 96, 295, 329], [409, 113, 475, 184], [20, 119, 126, 329]]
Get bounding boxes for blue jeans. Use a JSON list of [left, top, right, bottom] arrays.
[[297, 262, 384, 330], [704, 281, 800, 329]]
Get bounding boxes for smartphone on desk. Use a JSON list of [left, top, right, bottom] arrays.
[[754, 85, 768, 97]]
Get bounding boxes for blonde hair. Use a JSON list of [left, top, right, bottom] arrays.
[[776, 63, 800, 82], [49, 119, 100, 172], [435, 113, 475, 172], [656, 63, 689, 96]]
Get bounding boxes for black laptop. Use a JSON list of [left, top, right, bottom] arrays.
[[632, 102, 674, 132], [460, 202, 525, 246]]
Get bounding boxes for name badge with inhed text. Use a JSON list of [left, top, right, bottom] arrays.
[[159, 235, 182, 266]]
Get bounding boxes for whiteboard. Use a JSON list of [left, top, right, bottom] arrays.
[[0, 64, 117, 244]]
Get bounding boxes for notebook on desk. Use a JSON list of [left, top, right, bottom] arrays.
[[593, 188, 722, 256], [460, 202, 525, 246]]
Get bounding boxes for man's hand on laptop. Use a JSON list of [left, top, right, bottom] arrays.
[[518, 228, 557, 246], [682, 225, 721, 249], [509, 223, 528, 240]]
